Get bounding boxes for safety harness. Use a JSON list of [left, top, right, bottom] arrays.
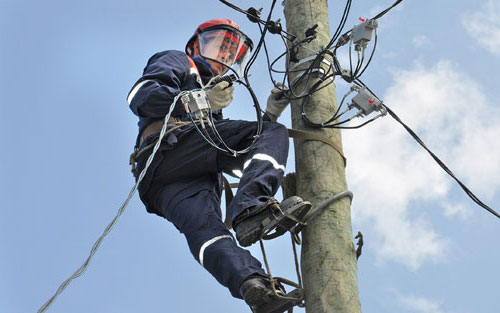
[[129, 56, 203, 178]]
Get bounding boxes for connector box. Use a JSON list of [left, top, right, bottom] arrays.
[[182, 90, 210, 118], [350, 87, 383, 116], [351, 19, 378, 47]]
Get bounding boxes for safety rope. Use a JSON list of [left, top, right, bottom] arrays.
[[37, 92, 188, 313], [259, 238, 303, 303], [256, 190, 355, 311]]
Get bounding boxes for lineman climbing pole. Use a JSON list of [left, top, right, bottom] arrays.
[[283, 1, 362, 312]]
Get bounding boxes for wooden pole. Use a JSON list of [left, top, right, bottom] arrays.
[[282, 1, 362, 312]]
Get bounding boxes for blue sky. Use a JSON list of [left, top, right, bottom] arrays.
[[1, 0, 499, 313]]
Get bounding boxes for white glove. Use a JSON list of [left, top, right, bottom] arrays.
[[265, 83, 290, 118], [207, 79, 234, 111]]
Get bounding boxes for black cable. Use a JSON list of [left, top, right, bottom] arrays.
[[288, 50, 332, 99], [372, 0, 404, 20], [241, 0, 279, 140], [243, 0, 277, 78], [333, 0, 404, 50], [355, 32, 378, 78], [189, 114, 229, 153], [327, 0, 353, 49], [219, 0, 297, 39], [259, 23, 279, 86], [332, 114, 382, 129], [190, 0, 283, 156], [382, 104, 500, 220], [269, 35, 313, 76]]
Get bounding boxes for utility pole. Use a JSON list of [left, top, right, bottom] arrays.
[[282, 1, 362, 312]]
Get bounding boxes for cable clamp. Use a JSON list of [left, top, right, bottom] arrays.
[[289, 54, 334, 87], [289, 67, 334, 87], [289, 54, 332, 71]]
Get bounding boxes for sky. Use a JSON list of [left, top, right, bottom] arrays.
[[1, 0, 499, 313]]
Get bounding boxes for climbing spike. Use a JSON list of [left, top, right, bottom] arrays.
[[254, 288, 304, 313]]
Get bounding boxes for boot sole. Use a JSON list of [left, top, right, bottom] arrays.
[[244, 285, 273, 307], [237, 200, 311, 247], [262, 201, 311, 240], [255, 288, 304, 313]]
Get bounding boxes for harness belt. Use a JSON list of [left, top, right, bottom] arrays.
[[130, 122, 347, 178], [129, 118, 194, 177], [139, 118, 186, 146]]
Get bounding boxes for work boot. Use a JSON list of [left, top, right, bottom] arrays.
[[239, 276, 285, 312], [241, 276, 303, 313], [233, 196, 311, 247]]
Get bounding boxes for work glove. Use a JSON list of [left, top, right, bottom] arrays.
[[265, 83, 290, 118], [207, 77, 234, 111]]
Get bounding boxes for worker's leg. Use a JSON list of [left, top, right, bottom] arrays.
[[213, 120, 290, 222], [156, 187, 266, 299], [213, 119, 310, 247]]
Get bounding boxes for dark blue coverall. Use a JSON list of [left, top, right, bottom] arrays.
[[128, 50, 289, 298]]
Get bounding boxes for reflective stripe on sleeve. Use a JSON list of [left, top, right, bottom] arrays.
[[127, 79, 154, 105]]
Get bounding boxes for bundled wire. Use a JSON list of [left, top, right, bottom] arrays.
[[372, 0, 404, 19], [353, 80, 500, 220], [219, 0, 408, 132], [326, 0, 354, 49], [185, 0, 283, 157], [37, 91, 188, 313], [383, 104, 500, 220], [290, 0, 403, 127]]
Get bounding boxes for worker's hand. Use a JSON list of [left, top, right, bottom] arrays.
[[207, 79, 234, 111], [265, 83, 290, 118]]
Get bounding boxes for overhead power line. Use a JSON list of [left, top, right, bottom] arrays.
[[383, 104, 500, 220]]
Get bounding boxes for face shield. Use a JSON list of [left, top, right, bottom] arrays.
[[196, 27, 253, 77]]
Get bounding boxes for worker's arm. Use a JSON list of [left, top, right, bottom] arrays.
[[127, 50, 190, 118]]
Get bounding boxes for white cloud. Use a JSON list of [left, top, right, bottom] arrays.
[[462, 0, 500, 55], [344, 60, 500, 269], [400, 295, 445, 313], [441, 202, 472, 220], [412, 35, 430, 48]]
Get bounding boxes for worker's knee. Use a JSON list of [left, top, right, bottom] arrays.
[[188, 232, 235, 266]]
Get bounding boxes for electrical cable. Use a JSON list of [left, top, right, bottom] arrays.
[[243, 0, 277, 79], [372, 0, 404, 20], [333, 113, 383, 129], [259, 23, 280, 85], [354, 30, 378, 78], [219, 0, 498, 221], [37, 92, 187, 313], [382, 104, 500, 220], [38, 2, 409, 311], [188, 0, 284, 156], [326, 0, 353, 49], [220, 0, 399, 133], [357, 76, 499, 220], [218, 0, 297, 40]]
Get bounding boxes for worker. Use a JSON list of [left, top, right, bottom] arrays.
[[127, 19, 309, 312]]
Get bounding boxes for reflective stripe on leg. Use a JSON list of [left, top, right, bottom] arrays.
[[199, 235, 233, 267], [232, 169, 243, 178], [243, 153, 285, 172]]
